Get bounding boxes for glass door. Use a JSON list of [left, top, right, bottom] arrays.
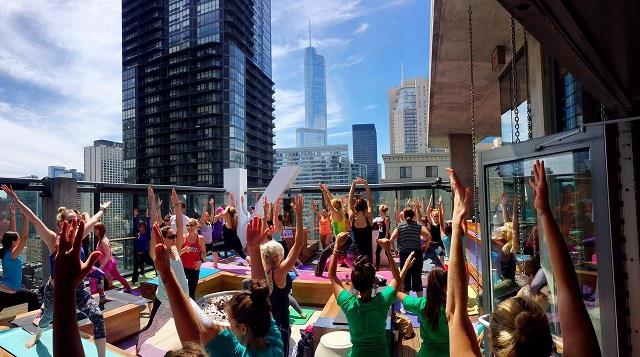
[[478, 125, 617, 356]]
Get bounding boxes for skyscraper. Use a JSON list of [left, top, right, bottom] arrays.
[[389, 77, 429, 153], [352, 124, 379, 183], [122, 0, 275, 187], [297, 36, 327, 147], [84, 140, 126, 237], [47, 166, 84, 180]]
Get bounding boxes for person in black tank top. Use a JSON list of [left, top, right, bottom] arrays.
[[346, 178, 375, 267], [375, 205, 391, 270], [423, 199, 445, 268]]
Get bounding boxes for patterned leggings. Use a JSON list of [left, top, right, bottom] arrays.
[[39, 280, 105, 339]]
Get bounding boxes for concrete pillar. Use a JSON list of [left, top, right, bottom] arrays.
[[527, 36, 554, 138], [41, 177, 78, 283], [448, 133, 474, 190], [223, 168, 248, 246]]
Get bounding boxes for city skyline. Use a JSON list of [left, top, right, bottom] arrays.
[[0, 0, 430, 178]]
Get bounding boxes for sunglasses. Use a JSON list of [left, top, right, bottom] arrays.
[[166, 234, 177, 239], [187, 224, 196, 227]]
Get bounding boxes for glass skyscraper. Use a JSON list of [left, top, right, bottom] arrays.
[[352, 124, 379, 183], [122, 0, 275, 187], [297, 45, 327, 147]]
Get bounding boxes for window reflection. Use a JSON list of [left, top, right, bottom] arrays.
[[486, 149, 600, 352]]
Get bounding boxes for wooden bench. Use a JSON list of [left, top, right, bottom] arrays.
[[0, 303, 27, 325]]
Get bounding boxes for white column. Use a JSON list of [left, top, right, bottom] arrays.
[[224, 168, 248, 246]]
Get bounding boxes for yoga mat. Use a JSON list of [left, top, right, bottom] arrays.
[[334, 310, 348, 325], [146, 267, 220, 286], [105, 290, 149, 305], [0, 328, 120, 357], [288, 307, 314, 325]]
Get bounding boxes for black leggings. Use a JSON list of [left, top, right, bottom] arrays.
[[375, 243, 383, 269], [0, 288, 40, 312], [211, 238, 247, 259], [400, 249, 423, 293], [183, 268, 199, 299]]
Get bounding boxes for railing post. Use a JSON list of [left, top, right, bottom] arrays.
[[41, 177, 78, 284]]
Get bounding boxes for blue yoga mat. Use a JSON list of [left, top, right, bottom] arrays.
[[0, 328, 120, 357], [146, 267, 220, 286]]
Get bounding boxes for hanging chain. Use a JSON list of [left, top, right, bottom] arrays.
[[511, 17, 525, 266], [524, 30, 533, 140], [468, 6, 481, 275]]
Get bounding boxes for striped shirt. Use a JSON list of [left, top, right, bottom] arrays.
[[397, 221, 423, 252]]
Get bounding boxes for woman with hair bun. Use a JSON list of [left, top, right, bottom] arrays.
[[328, 232, 415, 357]]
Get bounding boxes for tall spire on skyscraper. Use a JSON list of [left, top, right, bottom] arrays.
[[308, 20, 312, 47], [400, 61, 404, 84]]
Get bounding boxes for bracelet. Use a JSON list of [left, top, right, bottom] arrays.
[[332, 248, 345, 255], [99, 207, 107, 213]]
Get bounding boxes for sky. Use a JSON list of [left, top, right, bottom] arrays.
[[0, 0, 430, 178]]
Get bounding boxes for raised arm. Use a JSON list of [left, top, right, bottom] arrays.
[[148, 187, 159, 225], [501, 193, 511, 223], [281, 195, 305, 272], [98, 237, 111, 268], [445, 168, 481, 357], [11, 210, 30, 259], [311, 200, 321, 220], [438, 198, 446, 237], [328, 232, 349, 297], [390, 227, 399, 244], [364, 180, 373, 220], [171, 189, 185, 248], [421, 226, 432, 247], [82, 201, 111, 239], [510, 198, 520, 254], [529, 160, 600, 357], [198, 200, 207, 227], [227, 192, 237, 208], [2, 185, 57, 249], [273, 198, 283, 232], [348, 179, 357, 216], [394, 197, 401, 223], [9, 203, 16, 233], [247, 217, 267, 280]]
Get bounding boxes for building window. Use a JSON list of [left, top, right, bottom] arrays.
[[400, 167, 412, 179], [498, 47, 528, 144], [426, 166, 438, 177]]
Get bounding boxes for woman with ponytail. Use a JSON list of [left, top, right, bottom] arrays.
[[328, 232, 415, 357], [390, 207, 432, 297], [397, 268, 449, 357], [0, 204, 39, 312]]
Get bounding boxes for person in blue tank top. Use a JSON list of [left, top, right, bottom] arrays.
[[0, 201, 39, 312]]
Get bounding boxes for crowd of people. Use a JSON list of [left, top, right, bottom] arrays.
[[0, 160, 601, 356]]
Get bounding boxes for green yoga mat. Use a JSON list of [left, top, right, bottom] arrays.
[[146, 267, 220, 286], [288, 307, 315, 325], [0, 328, 120, 356]]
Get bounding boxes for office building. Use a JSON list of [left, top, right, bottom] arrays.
[[84, 140, 126, 237], [47, 166, 84, 180], [382, 149, 450, 183], [122, 0, 275, 187], [296, 40, 327, 147], [352, 124, 379, 183], [275, 145, 359, 186], [389, 77, 429, 154]]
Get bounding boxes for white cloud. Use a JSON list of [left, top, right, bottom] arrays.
[[352, 23, 370, 35], [328, 131, 352, 138], [0, 0, 122, 177], [364, 104, 380, 110], [330, 55, 365, 70], [273, 87, 305, 148]]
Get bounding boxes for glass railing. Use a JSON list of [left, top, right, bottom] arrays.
[[1, 177, 461, 294]]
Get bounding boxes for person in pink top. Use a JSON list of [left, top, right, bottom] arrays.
[[90, 223, 132, 302]]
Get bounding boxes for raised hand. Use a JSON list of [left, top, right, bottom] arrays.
[[528, 160, 550, 213], [319, 183, 328, 192], [1, 185, 18, 201], [100, 201, 112, 210], [292, 195, 304, 218], [55, 219, 102, 289], [154, 241, 172, 277], [377, 238, 392, 252], [447, 168, 472, 225], [246, 217, 267, 248], [171, 188, 180, 207]]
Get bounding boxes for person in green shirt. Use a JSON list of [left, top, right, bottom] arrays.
[[398, 267, 450, 357], [328, 232, 416, 357]]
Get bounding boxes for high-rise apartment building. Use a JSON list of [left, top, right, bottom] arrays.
[[84, 140, 126, 237], [389, 77, 429, 154], [296, 44, 327, 147], [352, 124, 379, 183], [275, 145, 357, 186], [122, 0, 275, 187]]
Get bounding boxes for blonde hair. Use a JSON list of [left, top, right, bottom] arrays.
[[500, 222, 515, 242], [330, 198, 342, 211], [187, 218, 199, 228], [260, 240, 284, 271], [379, 204, 388, 213], [490, 296, 552, 357], [56, 207, 75, 222]]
